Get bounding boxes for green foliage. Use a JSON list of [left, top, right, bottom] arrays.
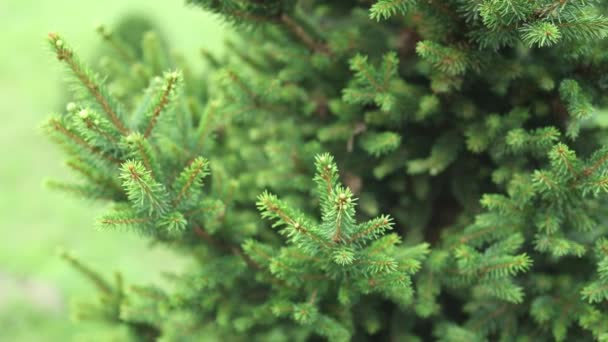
[[416, 41, 470, 76], [343, 52, 401, 112], [254, 153, 429, 339], [43, 0, 608, 340], [186, 0, 295, 24], [369, 0, 414, 21]]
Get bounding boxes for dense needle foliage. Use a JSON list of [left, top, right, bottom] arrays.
[[43, 0, 608, 340]]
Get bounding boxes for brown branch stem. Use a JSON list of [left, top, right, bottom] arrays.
[[279, 13, 332, 56]]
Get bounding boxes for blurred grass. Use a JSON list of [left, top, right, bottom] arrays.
[[0, 0, 224, 340]]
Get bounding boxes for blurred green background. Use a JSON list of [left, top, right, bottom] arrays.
[[0, 1, 224, 340]]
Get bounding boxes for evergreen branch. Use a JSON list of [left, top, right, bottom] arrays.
[[533, 170, 559, 192], [557, 14, 608, 42], [193, 227, 265, 273], [519, 22, 562, 47], [144, 71, 181, 138], [416, 40, 469, 76], [43, 2, 608, 340], [46, 117, 121, 165], [286, 250, 322, 263], [46, 181, 107, 199], [192, 225, 229, 252], [382, 53, 396, 88], [187, 0, 275, 24], [316, 157, 337, 196], [136, 141, 154, 177], [549, 143, 578, 178], [76, 108, 119, 144], [96, 206, 152, 232], [355, 258, 398, 272], [230, 245, 262, 271], [581, 283, 608, 303], [470, 304, 510, 330], [333, 203, 345, 243], [119, 160, 169, 215], [129, 285, 168, 301], [60, 250, 113, 295], [478, 255, 532, 278], [308, 289, 318, 304], [535, 0, 570, 19], [242, 243, 305, 289], [65, 159, 122, 195], [173, 157, 209, 207], [279, 13, 331, 56], [225, 70, 258, 102], [84, 121, 118, 145], [359, 131, 401, 157], [458, 226, 498, 245], [583, 153, 608, 177], [347, 216, 393, 244], [366, 273, 409, 290], [128, 134, 156, 178], [196, 101, 218, 153], [200, 48, 221, 68], [350, 54, 384, 92], [367, 234, 401, 256], [99, 217, 151, 226], [122, 133, 163, 182], [258, 192, 330, 249], [48, 33, 128, 135], [263, 254, 298, 276], [559, 79, 593, 139], [557, 149, 576, 176], [370, 0, 416, 21], [183, 203, 223, 218], [225, 39, 267, 72], [599, 240, 608, 257], [96, 24, 136, 63]]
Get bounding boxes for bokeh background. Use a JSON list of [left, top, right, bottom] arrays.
[[0, 1, 224, 339]]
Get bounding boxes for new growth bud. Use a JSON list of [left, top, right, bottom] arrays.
[[66, 102, 77, 112], [78, 108, 89, 119]]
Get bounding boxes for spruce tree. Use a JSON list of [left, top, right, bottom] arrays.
[[43, 0, 608, 340]]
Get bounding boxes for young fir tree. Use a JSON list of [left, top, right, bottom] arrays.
[[43, 0, 608, 341]]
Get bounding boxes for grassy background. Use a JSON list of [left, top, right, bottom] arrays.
[[0, 1, 224, 340]]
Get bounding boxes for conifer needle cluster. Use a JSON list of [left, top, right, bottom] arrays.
[[43, 0, 608, 340]]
